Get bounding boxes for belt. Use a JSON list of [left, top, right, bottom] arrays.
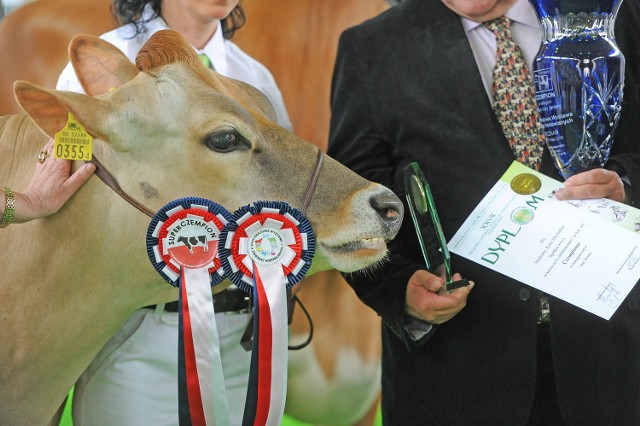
[[144, 289, 251, 313], [538, 295, 551, 323]]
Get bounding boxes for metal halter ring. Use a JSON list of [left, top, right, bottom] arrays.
[[37, 149, 50, 164]]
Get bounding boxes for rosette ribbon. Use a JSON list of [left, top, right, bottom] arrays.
[[219, 201, 315, 425], [146, 197, 231, 426]]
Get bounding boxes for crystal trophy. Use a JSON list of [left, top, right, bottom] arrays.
[[403, 162, 468, 294], [530, 0, 625, 179]]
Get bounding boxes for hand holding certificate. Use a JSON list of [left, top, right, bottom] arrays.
[[448, 161, 640, 320]]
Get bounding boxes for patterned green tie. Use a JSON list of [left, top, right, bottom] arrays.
[[485, 16, 545, 170], [199, 53, 214, 70]]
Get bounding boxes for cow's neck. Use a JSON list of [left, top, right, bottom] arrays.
[[0, 181, 177, 423], [0, 117, 177, 422]]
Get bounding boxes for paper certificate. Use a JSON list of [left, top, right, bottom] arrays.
[[448, 161, 640, 319]]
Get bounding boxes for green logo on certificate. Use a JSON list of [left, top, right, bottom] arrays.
[[511, 207, 534, 225], [510, 173, 542, 195]]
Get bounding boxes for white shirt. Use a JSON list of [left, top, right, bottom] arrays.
[[460, 0, 541, 102], [56, 5, 292, 129]]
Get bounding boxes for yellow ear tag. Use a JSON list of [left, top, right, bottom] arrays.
[[54, 113, 93, 161]]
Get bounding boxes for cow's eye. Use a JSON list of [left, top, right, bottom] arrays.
[[204, 130, 249, 153]]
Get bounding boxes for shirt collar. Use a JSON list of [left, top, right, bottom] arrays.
[[460, 0, 539, 33], [198, 21, 228, 76]]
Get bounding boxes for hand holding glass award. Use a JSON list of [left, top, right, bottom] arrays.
[[403, 162, 469, 294], [530, 0, 625, 179]]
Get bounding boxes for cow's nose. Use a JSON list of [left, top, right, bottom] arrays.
[[370, 190, 403, 234]]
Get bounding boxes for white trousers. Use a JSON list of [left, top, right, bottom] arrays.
[[72, 307, 253, 426]]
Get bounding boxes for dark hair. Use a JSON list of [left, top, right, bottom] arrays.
[[111, 0, 246, 40]]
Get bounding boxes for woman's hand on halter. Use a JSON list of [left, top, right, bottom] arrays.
[[10, 139, 96, 223]]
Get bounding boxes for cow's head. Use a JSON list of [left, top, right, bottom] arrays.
[[13, 30, 402, 273]]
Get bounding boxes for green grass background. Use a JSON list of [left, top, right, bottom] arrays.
[[59, 388, 382, 425]]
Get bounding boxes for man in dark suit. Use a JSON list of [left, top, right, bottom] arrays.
[[327, 0, 640, 424]]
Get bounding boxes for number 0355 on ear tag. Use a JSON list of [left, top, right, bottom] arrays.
[[54, 113, 93, 161]]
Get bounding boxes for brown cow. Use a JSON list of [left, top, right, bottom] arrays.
[[0, 30, 403, 425]]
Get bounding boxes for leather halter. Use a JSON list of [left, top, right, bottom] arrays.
[[86, 147, 325, 219], [88, 156, 155, 218], [301, 148, 324, 216]]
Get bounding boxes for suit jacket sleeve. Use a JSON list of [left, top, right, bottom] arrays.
[[328, 29, 442, 345]]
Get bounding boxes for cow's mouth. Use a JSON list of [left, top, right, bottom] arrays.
[[316, 236, 391, 272], [321, 237, 389, 254]]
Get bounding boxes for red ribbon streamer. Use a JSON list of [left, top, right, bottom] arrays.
[[181, 268, 206, 426], [254, 265, 273, 425]]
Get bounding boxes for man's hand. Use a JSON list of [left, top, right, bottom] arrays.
[[554, 168, 627, 203], [405, 266, 474, 325]]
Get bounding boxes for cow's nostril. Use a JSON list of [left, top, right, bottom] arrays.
[[384, 207, 401, 220], [370, 191, 403, 227]]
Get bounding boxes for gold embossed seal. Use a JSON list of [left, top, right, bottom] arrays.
[[510, 173, 542, 195]]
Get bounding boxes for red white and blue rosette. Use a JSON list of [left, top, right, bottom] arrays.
[[146, 197, 229, 287], [146, 197, 232, 426], [219, 200, 315, 291], [218, 201, 315, 426]]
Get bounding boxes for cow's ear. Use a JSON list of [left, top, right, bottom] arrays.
[[14, 81, 110, 140], [69, 34, 139, 96]]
